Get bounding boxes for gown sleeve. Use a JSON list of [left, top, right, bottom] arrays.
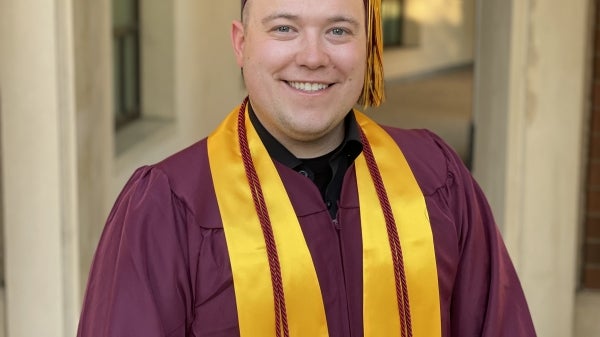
[[77, 166, 195, 337], [428, 131, 537, 337]]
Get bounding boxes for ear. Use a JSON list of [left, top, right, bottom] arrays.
[[231, 20, 245, 67]]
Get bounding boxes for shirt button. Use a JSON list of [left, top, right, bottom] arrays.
[[326, 201, 332, 208], [299, 170, 309, 177]]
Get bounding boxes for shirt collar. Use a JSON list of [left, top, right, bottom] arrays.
[[248, 104, 363, 168]]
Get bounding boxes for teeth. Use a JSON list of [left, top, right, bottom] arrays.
[[288, 82, 329, 92]]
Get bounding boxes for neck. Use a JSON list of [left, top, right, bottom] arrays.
[[279, 124, 345, 159], [248, 103, 347, 159]]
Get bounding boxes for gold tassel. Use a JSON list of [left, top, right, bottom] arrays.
[[359, 0, 385, 108]]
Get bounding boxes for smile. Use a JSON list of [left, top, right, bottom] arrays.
[[287, 81, 330, 92]]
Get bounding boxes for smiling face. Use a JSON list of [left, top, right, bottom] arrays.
[[232, 0, 367, 157]]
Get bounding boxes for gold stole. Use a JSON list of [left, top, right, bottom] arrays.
[[207, 104, 441, 337]]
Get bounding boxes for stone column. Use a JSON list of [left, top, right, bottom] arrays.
[[0, 0, 81, 336], [473, 0, 592, 335]]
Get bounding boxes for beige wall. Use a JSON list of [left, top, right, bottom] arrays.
[[384, 0, 476, 78]]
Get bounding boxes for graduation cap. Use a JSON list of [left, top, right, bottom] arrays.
[[241, 0, 385, 107]]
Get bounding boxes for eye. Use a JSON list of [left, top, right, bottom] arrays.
[[331, 27, 347, 36], [275, 25, 292, 33], [269, 24, 297, 40]]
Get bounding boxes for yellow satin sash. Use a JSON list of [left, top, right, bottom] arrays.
[[207, 104, 441, 337], [355, 111, 441, 337]]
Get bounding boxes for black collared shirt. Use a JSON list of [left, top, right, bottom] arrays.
[[249, 105, 363, 219]]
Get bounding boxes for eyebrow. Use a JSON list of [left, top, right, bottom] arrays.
[[327, 16, 361, 29], [261, 12, 361, 29], [261, 12, 299, 25]]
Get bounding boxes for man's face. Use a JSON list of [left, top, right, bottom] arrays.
[[232, 0, 367, 156]]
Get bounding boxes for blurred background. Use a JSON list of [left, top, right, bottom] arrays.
[[0, 0, 598, 336]]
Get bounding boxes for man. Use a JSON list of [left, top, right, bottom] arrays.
[[77, 0, 537, 336]]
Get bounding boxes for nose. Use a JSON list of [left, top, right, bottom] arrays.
[[295, 34, 330, 69]]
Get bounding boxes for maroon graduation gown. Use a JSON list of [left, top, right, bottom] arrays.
[[76, 127, 536, 337]]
